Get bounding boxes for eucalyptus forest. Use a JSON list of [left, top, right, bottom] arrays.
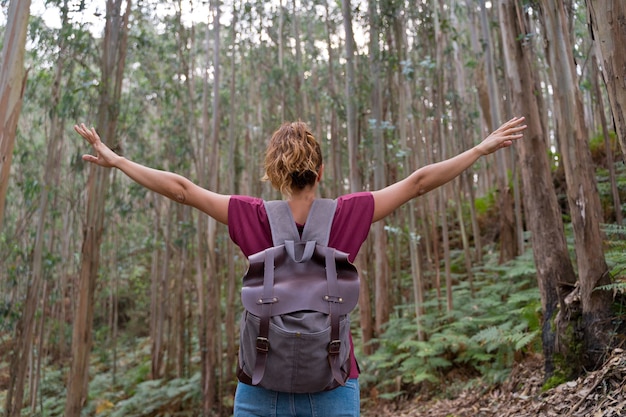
[[1, 0, 626, 416]]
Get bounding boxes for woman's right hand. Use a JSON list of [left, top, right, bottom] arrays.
[[74, 123, 121, 168], [474, 116, 526, 156]]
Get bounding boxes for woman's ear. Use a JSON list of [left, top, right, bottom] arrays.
[[317, 164, 324, 182]]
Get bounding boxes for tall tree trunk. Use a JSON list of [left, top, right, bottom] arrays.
[[0, 0, 30, 231], [540, 0, 613, 372], [391, 4, 426, 341], [499, 0, 578, 380], [460, 4, 485, 265], [278, 0, 286, 121], [341, 0, 360, 194], [291, 0, 306, 118], [341, 0, 372, 351], [225, 0, 240, 387], [587, 0, 626, 161], [324, 2, 342, 199], [450, 8, 475, 295], [65, 1, 131, 415], [590, 53, 622, 225], [479, 0, 518, 263], [430, 0, 454, 312], [197, 7, 212, 414], [368, 0, 390, 335], [31, 0, 70, 400], [150, 194, 165, 378], [109, 224, 120, 385], [4, 3, 67, 414], [197, 1, 221, 413], [208, 0, 222, 408]]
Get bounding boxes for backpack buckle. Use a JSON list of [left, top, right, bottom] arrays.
[[323, 295, 344, 303], [256, 337, 270, 353], [328, 340, 341, 355]]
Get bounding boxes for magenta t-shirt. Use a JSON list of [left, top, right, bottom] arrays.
[[228, 192, 375, 379]]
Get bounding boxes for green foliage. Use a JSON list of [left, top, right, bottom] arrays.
[[597, 224, 626, 294], [473, 191, 496, 216], [542, 374, 568, 392], [588, 130, 620, 162], [103, 373, 201, 417], [19, 365, 67, 417], [364, 247, 541, 399]]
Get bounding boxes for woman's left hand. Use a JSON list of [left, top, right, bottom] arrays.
[[74, 123, 122, 168]]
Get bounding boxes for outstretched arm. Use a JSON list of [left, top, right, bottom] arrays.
[[371, 116, 527, 223], [75, 124, 230, 224]]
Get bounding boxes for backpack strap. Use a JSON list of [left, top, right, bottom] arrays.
[[251, 246, 276, 386], [265, 198, 337, 246], [323, 247, 347, 385]]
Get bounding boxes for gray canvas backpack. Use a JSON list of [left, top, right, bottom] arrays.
[[237, 198, 361, 393]]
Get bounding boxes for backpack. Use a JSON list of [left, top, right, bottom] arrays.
[[237, 198, 361, 393]]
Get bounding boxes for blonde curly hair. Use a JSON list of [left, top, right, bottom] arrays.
[[263, 121, 322, 197]]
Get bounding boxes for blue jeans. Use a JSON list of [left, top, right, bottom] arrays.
[[233, 379, 360, 417]]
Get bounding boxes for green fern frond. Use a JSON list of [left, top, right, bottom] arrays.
[[512, 330, 540, 350], [597, 281, 626, 292], [411, 371, 440, 384]]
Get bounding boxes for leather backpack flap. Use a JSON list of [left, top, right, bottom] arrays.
[[241, 244, 359, 316]]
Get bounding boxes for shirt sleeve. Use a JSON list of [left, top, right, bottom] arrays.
[[228, 195, 273, 257], [329, 192, 374, 263]]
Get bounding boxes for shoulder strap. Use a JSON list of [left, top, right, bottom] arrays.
[[265, 198, 337, 246]]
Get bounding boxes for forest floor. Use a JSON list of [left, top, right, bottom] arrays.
[[2, 342, 626, 416], [362, 349, 626, 417]]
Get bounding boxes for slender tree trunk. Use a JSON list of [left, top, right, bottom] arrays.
[[587, 0, 626, 161], [590, 53, 622, 225], [391, 5, 426, 341], [499, 0, 578, 379], [29, 18, 69, 403], [150, 194, 164, 378], [341, 0, 361, 194], [430, 0, 454, 312], [449, 6, 476, 294], [4, 3, 68, 414], [0, 0, 31, 231], [463, 6, 485, 264], [291, 0, 306, 118], [110, 225, 120, 385], [324, 2, 342, 199], [208, 0, 222, 407], [160, 201, 174, 378], [56, 202, 73, 360], [197, 2, 221, 413], [278, 0, 286, 121], [225, 0, 240, 386], [479, 0, 518, 263], [341, 0, 373, 350], [197, 9, 212, 415], [65, 2, 131, 414], [540, 0, 613, 372], [368, 0, 390, 335], [30, 280, 48, 410]]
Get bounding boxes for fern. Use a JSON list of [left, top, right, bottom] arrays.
[[105, 373, 201, 417], [363, 246, 542, 397]]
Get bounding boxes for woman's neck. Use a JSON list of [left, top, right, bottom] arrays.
[[286, 187, 317, 224]]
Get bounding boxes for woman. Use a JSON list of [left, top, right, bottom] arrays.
[[75, 116, 526, 416]]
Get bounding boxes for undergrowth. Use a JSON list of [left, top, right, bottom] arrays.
[[360, 247, 542, 402]]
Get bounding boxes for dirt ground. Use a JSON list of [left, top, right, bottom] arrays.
[[362, 349, 626, 417]]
